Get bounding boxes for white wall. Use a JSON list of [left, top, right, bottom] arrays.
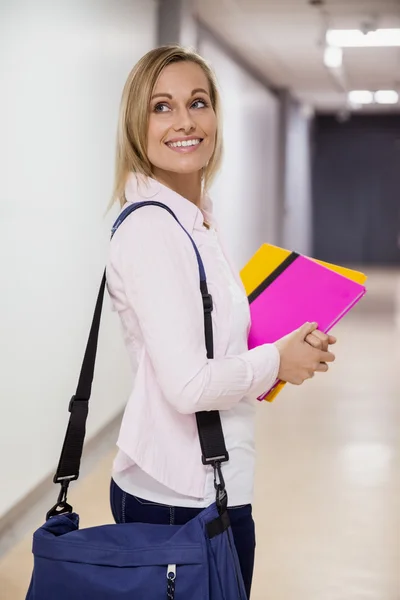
[[282, 98, 313, 256], [198, 34, 280, 270], [0, 0, 157, 518]]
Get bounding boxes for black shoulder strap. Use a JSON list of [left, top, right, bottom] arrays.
[[48, 201, 229, 519]]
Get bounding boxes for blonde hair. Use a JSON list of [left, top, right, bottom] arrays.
[[110, 45, 223, 208]]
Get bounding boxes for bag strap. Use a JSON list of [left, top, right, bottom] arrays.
[[47, 201, 229, 519]]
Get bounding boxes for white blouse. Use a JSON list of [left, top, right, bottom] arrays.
[[107, 175, 280, 506], [114, 225, 262, 507]]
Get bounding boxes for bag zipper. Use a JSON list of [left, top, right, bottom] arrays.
[[167, 564, 176, 600], [227, 533, 245, 599]]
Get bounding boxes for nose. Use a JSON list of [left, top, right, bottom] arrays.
[[172, 105, 196, 134]]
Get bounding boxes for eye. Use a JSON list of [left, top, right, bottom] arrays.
[[191, 98, 208, 109], [153, 103, 171, 113]]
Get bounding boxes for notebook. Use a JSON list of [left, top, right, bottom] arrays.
[[240, 244, 367, 402]]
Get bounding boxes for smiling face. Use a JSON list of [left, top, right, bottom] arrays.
[[147, 61, 217, 179]]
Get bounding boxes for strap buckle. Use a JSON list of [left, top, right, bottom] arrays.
[[201, 451, 229, 466], [69, 395, 88, 412], [213, 461, 225, 491], [68, 395, 76, 412], [213, 461, 228, 513], [46, 481, 73, 520], [202, 293, 213, 313]]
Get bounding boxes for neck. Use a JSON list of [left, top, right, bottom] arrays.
[[152, 169, 202, 206]]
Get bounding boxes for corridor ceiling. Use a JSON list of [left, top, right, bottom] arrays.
[[196, 0, 400, 113]]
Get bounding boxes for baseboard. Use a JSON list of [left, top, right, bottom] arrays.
[[0, 411, 122, 558]]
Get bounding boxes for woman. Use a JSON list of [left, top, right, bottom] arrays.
[[106, 45, 336, 598]]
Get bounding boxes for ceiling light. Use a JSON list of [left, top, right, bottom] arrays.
[[324, 45, 343, 68], [348, 91, 374, 104], [327, 28, 400, 48], [374, 90, 399, 104]]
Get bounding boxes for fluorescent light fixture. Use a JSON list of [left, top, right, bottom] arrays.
[[374, 90, 399, 104], [324, 45, 343, 68], [348, 91, 374, 104], [327, 28, 400, 47], [347, 90, 399, 106]]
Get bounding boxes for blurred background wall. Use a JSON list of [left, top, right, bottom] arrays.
[[0, 0, 157, 519], [198, 29, 281, 268], [313, 114, 400, 265], [282, 94, 313, 256]]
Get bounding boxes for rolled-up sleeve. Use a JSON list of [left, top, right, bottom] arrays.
[[110, 206, 280, 414]]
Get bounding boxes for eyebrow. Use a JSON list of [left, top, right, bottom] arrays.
[[151, 88, 210, 100], [191, 88, 209, 96]]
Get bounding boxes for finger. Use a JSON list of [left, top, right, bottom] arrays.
[[319, 350, 336, 363], [315, 362, 329, 373], [311, 329, 327, 341], [312, 329, 334, 345], [312, 329, 337, 346], [300, 321, 318, 338], [307, 331, 329, 350], [305, 333, 325, 350]]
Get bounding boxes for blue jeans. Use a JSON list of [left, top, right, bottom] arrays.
[[110, 479, 256, 599]]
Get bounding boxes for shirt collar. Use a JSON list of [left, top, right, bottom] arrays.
[[124, 173, 214, 234]]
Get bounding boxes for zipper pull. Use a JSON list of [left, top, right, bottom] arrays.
[[167, 564, 176, 600]]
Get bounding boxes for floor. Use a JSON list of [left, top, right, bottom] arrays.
[[0, 267, 399, 599]]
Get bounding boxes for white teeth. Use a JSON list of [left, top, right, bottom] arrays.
[[168, 139, 201, 148]]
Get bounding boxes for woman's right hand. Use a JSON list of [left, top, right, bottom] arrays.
[[274, 322, 336, 385]]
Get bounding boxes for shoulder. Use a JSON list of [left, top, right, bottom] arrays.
[[109, 203, 198, 272], [113, 203, 190, 248]]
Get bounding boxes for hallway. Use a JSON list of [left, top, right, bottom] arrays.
[[0, 267, 399, 599]]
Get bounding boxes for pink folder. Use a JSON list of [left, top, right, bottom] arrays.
[[247, 254, 367, 399]]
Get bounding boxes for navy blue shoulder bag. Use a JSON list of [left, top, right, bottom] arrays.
[[26, 202, 248, 600]]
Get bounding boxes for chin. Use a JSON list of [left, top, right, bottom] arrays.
[[160, 160, 206, 176], [172, 165, 204, 175]]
